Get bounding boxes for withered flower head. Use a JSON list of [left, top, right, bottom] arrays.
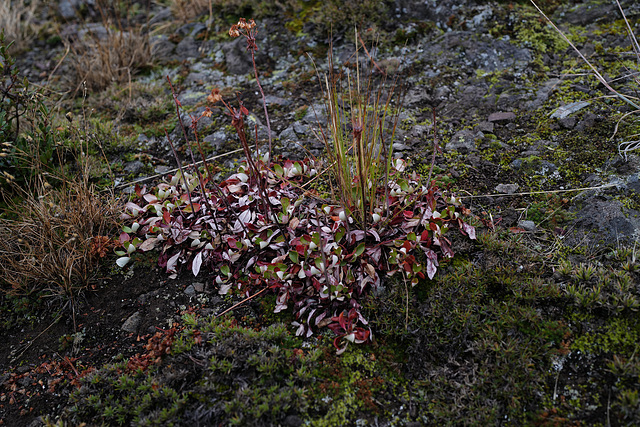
[[207, 88, 223, 105], [229, 25, 240, 38], [202, 107, 213, 118], [236, 17, 256, 31]]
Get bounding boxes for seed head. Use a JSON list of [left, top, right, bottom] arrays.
[[207, 88, 223, 105], [229, 25, 240, 38], [237, 18, 256, 31]]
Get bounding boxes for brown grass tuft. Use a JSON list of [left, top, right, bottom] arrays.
[[170, 0, 211, 22], [64, 20, 154, 94], [0, 0, 39, 54], [0, 175, 120, 305]]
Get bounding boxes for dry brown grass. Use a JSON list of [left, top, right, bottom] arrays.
[[64, 19, 154, 94], [0, 173, 120, 307], [170, 0, 211, 22], [0, 0, 39, 53]]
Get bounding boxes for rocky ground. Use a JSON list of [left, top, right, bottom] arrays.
[[1, 0, 640, 425]]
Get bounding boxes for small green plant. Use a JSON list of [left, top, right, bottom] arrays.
[[315, 29, 402, 230], [0, 31, 61, 191], [557, 259, 573, 276], [574, 263, 597, 282]]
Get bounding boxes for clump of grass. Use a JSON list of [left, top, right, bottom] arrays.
[[304, 0, 390, 40], [64, 10, 154, 94], [0, 0, 39, 54], [315, 29, 401, 229], [0, 173, 119, 320], [170, 0, 212, 22]]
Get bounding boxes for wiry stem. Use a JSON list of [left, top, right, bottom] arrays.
[[250, 49, 272, 161], [167, 77, 212, 213], [426, 108, 439, 189], [164, 129, 193, 210]]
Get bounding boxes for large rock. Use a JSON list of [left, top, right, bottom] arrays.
[[568, 197, 640, 246], [121, 311, 142, 333], [222, 37, 253, 75]]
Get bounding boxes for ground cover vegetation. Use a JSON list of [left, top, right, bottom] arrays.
[[1, 0, 640, 425]]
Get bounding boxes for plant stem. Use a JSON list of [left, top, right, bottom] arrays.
[[250, 49, 272, 161], [167, 77, 212, 212], [216, 287, 268, 318], [165, 129, 194, 210]]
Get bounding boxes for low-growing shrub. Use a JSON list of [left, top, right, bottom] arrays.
[[115, 22, 474, 352], [0, 31, 61, 192]]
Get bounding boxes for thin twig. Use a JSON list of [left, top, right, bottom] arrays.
[[167, 77, 213, 212], [114, 148, 243, 189], [10, 315, 61, 363], [530, 0, 640, 110], [215, 287, 268, 318], [426, 108, 440, 188], [165, 129, 194, 209], [458, 183, 617, 200]]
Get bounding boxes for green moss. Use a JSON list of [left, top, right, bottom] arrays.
[[572, 317, 640, 355], [489, 3, 570, 54]]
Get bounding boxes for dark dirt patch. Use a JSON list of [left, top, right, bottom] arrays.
[[0, 263, 236, 426]]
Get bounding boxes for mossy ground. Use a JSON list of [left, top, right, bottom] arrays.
[[37, 230, 638, 426], [2, 0, 640, 426]]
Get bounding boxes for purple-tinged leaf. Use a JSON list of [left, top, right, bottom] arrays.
[[425, 249, 438, 280], [227, 183, 244, 193], [143, 193, 158, 203], [125, 201, 145, 214], [365, 246, 382, 263], [183, 203, 201, 213], [440, 238, 454, 258], [367, 229, 380, 242], [293, 321, 305, 336], [347, 230, 365, 244], [462, 222, 476, 239], [192, 251, 203, 276], [139, 237, 159, 252], [166, 251, 181, 273], [218, 282, 232, 295]]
